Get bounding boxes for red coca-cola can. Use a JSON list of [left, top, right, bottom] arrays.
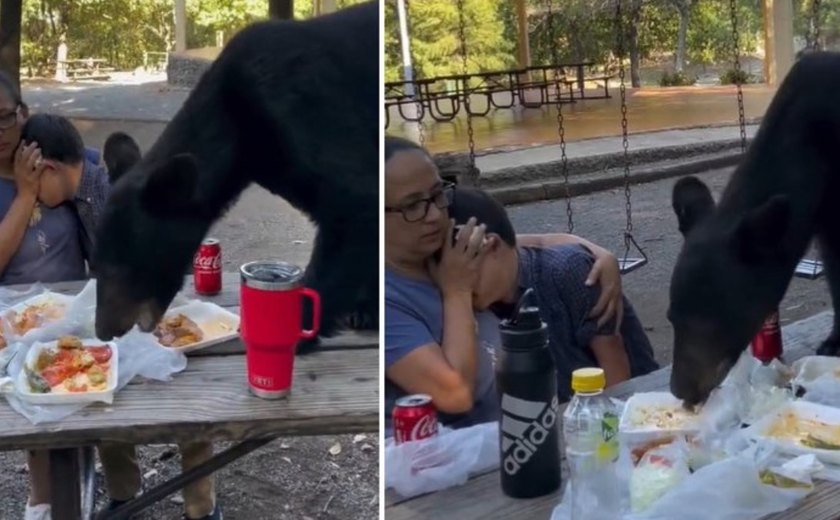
[[193, 238, 222, 295], [751, 310, 783, 362], [393, 394, 438, 444]]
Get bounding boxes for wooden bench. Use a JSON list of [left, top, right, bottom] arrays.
[[59, 58, 114, 82], [385, 310, 840, 520], [0, 273, 378, 520]]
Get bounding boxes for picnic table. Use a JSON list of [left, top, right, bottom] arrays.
[[385, 310, 840, 520], [0, 272, 378, 520]]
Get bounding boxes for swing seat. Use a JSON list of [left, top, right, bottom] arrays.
[[794, 258, 824, 279], [619, 257, 647, 274]]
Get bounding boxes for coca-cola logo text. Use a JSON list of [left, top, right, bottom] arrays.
[[194, 252, 222, 271], [410, 414, 438, 439]]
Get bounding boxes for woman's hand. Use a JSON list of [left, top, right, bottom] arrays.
[[13, 140, 44, 202], [585, 243, 624, 332], [428, 217, 488, 297]]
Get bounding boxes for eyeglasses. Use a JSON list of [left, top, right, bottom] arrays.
[[0, 106, 20, 130], [385, 182, 455, 223]]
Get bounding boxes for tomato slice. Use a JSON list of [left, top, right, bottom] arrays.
[[40, 366, 68, 387], [86, 346, 112, 364]]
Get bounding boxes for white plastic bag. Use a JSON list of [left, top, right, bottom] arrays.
[[385, 421, 499, 499], [630, 439, 691, 513], [0, 280, 188, 424]]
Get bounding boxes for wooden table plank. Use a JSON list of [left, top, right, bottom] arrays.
[[0, 349, 378, 450], [385, 311, 836, 519]]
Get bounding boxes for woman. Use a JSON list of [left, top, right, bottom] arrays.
[[383, 136, 626, 434]]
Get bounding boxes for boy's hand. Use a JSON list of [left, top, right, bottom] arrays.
[[585, 243, 624, 332], [13, 140, 44, 201], [428, 217, 488, 297]]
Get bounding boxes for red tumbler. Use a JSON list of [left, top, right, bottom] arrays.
[[239, 260, 321, 399]]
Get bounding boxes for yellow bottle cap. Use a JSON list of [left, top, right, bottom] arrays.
[[571, 367, 606, 393]]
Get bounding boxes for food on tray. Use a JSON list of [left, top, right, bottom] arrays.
[[766, 410, 840, 449], [758, 469, 812, 489], [630, 443, 690, 513], [154, 314, 204, 347], [6, 300, 67, 335], [26, 335, 113, 394], [626, 403, 699, 430]]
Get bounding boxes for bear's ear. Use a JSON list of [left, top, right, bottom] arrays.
[[672, 176, 715, 237], [140, 153, 201, 218], [732, 194, 790, 264]]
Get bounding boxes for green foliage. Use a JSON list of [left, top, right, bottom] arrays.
[[383, 0, 515, 82], [719, 68, 753, 84], [19, 0, 367, 77], [659, 70, 696, 86]]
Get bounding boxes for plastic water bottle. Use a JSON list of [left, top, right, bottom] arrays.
[[562, 367, 622, 519], [496, 288, 561, 498]]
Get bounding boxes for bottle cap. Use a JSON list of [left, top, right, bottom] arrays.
[[499, 288, 547, 350], [571, 367, 606, 393]]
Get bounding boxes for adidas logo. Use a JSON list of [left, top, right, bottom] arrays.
[[500, 393, 560, 476]]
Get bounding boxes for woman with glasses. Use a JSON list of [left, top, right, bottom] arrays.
[[383, 136, 625, 435]]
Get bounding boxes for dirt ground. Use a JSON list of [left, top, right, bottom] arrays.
[[0, 120, 379, 520]]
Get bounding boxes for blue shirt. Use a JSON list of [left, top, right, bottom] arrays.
[[0, 178, 86, 285], [384, 267, 501, 436], [512, 244, 660, 400]]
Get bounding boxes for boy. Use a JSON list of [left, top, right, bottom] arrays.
[[20, 114, 221, 520], [448, 187, 659, 397]]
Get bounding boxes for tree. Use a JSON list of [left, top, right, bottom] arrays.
[[0, 0, 22, 89], [666, 0, 695, 72], [269, 0, 293, 18]]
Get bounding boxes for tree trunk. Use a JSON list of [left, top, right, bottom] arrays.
[[674, 2, 690, 73], [269, 0, 294, 19], [628, 0, 642, 87], [0, 0, 22, 91]]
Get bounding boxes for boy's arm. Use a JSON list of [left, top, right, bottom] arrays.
[[590, 336, 632, 388], [548, 246, 631, 386], [518, 233, 623, 330]]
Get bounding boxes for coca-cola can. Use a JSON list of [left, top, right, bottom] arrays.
[[393, 394, 438, 444], [193, 238, 222, 295], [751, 309, 783, 362]]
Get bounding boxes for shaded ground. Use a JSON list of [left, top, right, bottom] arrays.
[[0, 119, 378, 520]]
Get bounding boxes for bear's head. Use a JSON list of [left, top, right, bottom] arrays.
[[669, 176, 790, 407], [94, 144, 210, 341]]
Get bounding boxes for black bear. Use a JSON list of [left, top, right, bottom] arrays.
[[669, 51, 840, 407], [92, 1, 379, 352]]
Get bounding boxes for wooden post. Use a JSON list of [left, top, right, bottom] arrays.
[[762, 0, 794, 85], [0, 0, 22, 90], [175, 0, 187, 52], [320, 0, 337, 14], [269, 0, 294, 19], [515, 0, 530, 70]]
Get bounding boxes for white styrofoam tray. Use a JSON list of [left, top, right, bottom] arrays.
[[155, 301, 240, 353], [1, 292, 75, 339], [619, 391, 702, 444], [14, 338, 119, 405], [743, 400, 840, 466]]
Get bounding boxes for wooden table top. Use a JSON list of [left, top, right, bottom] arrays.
[[0, 274, 379, 451], [386, 310, 840, 520]]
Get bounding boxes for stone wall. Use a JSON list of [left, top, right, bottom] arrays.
[[166, 50, 215, 88]]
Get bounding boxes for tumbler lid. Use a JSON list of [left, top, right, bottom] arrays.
[[240, 261, 304, 291]]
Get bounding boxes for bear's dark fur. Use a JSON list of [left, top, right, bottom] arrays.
[[668, 51, 840, 406], [92, 1, 379, 351]]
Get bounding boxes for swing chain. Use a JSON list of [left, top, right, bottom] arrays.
[[545, 0, 573, 232], [811, 0, 822, 51], [728, 0, 747, 153], [614, 0, 633, 237], [455, 0, 477, 175], [405, 0, 425, 146]]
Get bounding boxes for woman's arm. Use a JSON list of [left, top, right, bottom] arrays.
[[591, 335, 632, 388], [0, 142, 43, 275]]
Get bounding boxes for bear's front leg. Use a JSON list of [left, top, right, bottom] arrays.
[[816, 235, 840, 356]]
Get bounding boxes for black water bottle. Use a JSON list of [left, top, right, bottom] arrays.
[[496, 288, 561, 499]]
